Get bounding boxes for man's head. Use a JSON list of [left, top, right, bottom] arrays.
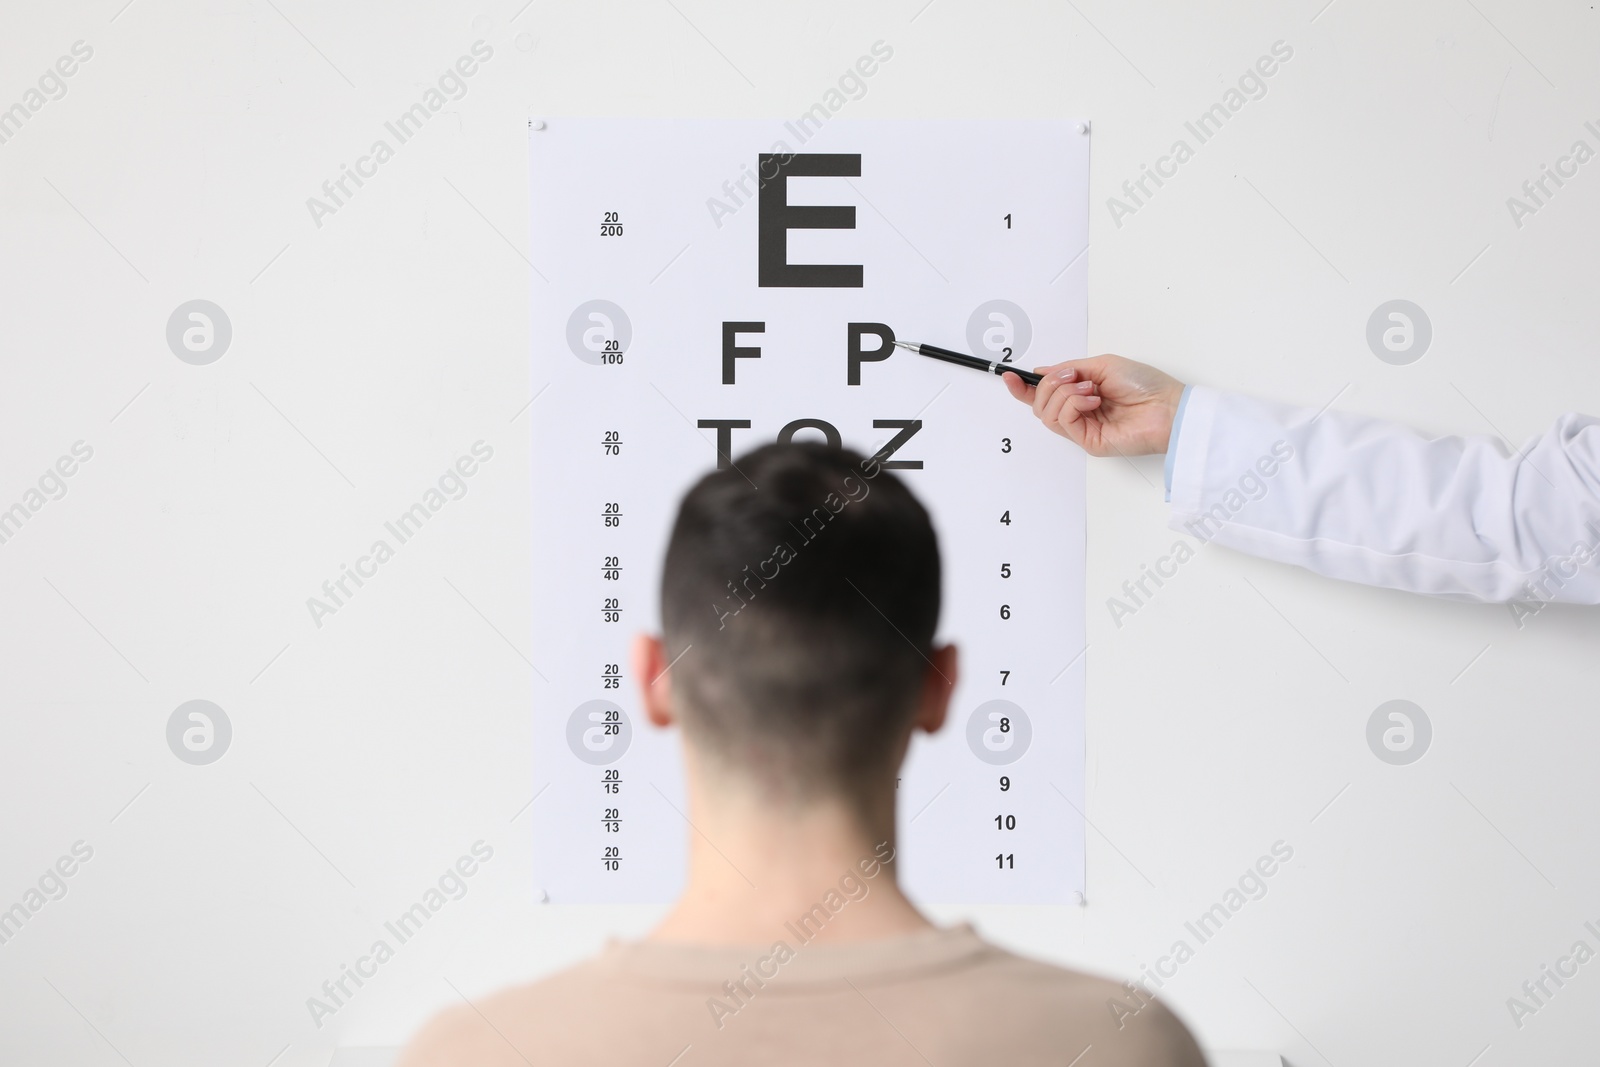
[[633, 442, 956, 809]]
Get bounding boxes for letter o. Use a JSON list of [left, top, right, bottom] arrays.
[[777, 418, 842, 450]]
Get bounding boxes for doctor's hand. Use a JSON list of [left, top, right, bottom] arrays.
[[1003, 355, 1186, 457]]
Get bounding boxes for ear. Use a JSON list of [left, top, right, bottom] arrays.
[[913, 644, 958, 735], [631, 633, 676, 728]]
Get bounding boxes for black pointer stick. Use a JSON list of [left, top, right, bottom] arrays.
[[891, 340, 1044, 387]]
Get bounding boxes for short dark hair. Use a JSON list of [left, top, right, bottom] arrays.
[[660, 442, 941, 800]]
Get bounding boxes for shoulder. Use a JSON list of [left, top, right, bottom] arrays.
[[394, 1001, 494, 1067], [395, 958, 615, 1067], [962, 942, 1207, 1066]]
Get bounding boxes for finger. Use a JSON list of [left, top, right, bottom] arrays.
[[1001, 371, 1035, 404], [1058, 394, 1105, 453], [1058, 355, 1117, 391], [1064, 393, 1104, 421], [1048, 387, 1101, 438], [1032, 369, 1067, 419], [1041, 385, 1075, 428], [1034, 365, 1090, 418], [1042, 380, 1092, 429]]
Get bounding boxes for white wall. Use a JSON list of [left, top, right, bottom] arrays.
[[3, 1, 1597, 1064]]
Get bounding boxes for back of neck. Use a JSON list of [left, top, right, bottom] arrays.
[[648, 775, 931, 946]]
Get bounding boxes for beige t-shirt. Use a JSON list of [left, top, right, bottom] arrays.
[[397, 924, 1205, 1067]]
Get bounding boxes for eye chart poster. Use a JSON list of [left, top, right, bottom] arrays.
[[530, 119, 1088, 904]]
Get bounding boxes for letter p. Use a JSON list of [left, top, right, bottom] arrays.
[[847, 322, 895, 385]]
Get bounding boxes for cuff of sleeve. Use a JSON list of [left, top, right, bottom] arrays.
[[1167, 385, 1223, 522], [1162, 385, 1193, 503]]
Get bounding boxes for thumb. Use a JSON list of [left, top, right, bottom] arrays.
[[1001, 371, 1035, 404]]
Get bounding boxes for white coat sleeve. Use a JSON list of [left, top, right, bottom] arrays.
[[1165, 386, 1600, 604]]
